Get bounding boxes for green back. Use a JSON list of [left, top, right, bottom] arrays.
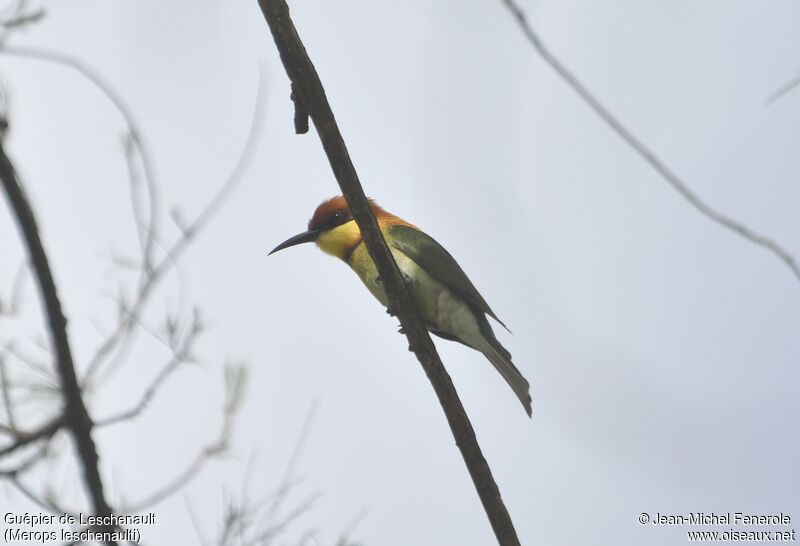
[[387, 224, 508, 331]]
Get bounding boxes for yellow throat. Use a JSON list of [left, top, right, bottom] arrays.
[[315, 220, 362, 260]]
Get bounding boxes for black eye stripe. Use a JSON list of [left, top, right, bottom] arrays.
[[326, 210, 351, 228]]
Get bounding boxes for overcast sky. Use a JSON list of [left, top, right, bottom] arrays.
[[1, 0, 799, 544]]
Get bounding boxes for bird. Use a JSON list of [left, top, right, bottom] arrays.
[[269, 196, 532, 417]]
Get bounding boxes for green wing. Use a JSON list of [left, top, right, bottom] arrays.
[[387, 224, 509, 331]]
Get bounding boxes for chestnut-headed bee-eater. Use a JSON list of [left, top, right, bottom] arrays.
[[269, 196, 532, 417]]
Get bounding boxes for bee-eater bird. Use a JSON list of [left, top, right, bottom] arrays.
[[269, 196, 532, 417]]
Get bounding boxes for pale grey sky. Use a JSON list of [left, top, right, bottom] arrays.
[[1, 1, 798, 545]]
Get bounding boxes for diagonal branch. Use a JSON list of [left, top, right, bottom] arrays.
[[765, 71, 800, 105], [265, 399, 317, 528], [0, 133, 117, 545], [0, 442, 49, 477], [501, 0, 800, 284], [123, 363, 246, 513], [0, 416, 61, 457], [94, 311, 202, 428], [0, 0, 45, 43], [255, 2, 522, 545]]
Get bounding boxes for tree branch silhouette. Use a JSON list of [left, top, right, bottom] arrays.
[[0, 48, 265, 545], [255, 2, 522, 545], [500, 0, 800, 284], [0, 128, 117, 545]]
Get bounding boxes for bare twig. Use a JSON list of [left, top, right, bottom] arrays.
[[256, 2, 523, 545], [0, 128, 117, 545], [0, 416, 61, 457], [335, 509, 367, 546], [1, 340, 52, 378], [0, 45, 160, 382], [215, 457, 307, 546], [94, 314, 201, 427], [0, 0, 44, 43], [0, 442, 48, 477], [84, 67, 267, 384], [0, 52, 262, 397], [0, 40, 264, 546], [95, 310, 203, 427], [0, 356, 17, 432], [0, 261, 28, 317], [0, 46, 160, 283], [0, 9, 44, 30], [6, 474, 66, 514], [501, 0, 800, 284], [247, 493, 320, 546], [123, 363, 247, 513], [218, 488, 320, 546], [765, 70, 800, 105], [122, 131, 158, 281], [266, 399, 318, 527]]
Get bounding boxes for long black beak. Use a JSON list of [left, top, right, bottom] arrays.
[[268, 229, 322, 255]]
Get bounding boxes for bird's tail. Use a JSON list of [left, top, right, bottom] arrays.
[[482, 343, 532, 418]]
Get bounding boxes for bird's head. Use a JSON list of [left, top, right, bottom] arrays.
[[269, 196, 365, 260]]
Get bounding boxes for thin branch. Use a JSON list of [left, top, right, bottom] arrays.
[[246, 493, 320, 546], [0, 9, 44, 31], [296, 530, 320, 546], [500, 0, 800, 284], [0, 260, 28, 317], [94, 313, 201, 427], [0, 0, 44, 43], [266, 399, 317, 527], [7, 474, 66, 514], [0, 45, 161, 382], [0, 129, 117, 545], [183, 494, 209, 546], [122, 131, 158, 282], [83, 66, 267, 384], [1, 340, 52, 378], [123, 363, 247, 513], [0, 356, 17, 432], [0, 45, 160, 275], [218, 486, 320, 546], [93, 354, 181, 427], [215, 458, 307, 546], [765, 70, 800, 105], [0, 442, 48, 477], [0, 416, 61, 457], [255, 2, 523, 545], [335, 509, 367, 546]]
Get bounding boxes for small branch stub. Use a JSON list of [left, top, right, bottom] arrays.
[[291, 82, 309, 134]]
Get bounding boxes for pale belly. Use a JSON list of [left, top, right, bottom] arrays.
[[348, 243, 487, 351]]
